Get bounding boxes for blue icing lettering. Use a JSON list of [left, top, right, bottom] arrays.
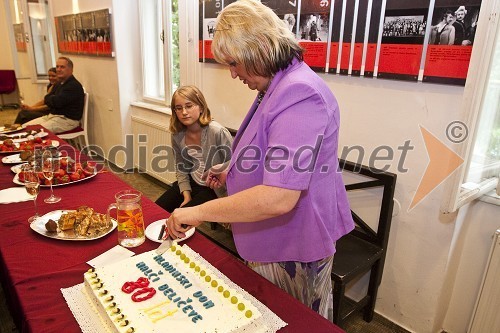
[[203, 301, 215, 309], [192, 314, 203, 323]]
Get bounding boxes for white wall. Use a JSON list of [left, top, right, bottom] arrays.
[[1, 1, 499, 332], [0, 2, 14, 69], [48, 0, 141, 169], [443, 201, 500, 332]]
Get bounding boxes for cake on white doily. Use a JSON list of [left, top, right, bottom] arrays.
[[72, 244, 286, 333]]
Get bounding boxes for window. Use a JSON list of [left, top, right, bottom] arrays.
[[138, 0, 180, 104], [26, 0, 55, 77], [444, 2, 500, 212], [465, 38, 500, 186], [6, 0, 56, 81]]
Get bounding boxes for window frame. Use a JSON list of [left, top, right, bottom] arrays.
[[5, 0, 56, 83], [25, 0, 56, 79], [442, 0, 500, 212], [138, 0, 179, 106]]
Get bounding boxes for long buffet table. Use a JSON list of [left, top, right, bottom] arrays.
[[0, 126, 345, 333]]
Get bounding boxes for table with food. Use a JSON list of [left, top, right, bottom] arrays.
[[0, 125, 345, 333]]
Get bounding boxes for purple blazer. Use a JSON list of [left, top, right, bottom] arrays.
[[227, 59, 354, 263]]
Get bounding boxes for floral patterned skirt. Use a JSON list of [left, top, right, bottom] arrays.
[[248, 255, 334, 319]]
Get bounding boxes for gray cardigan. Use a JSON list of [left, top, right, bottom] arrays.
[[171, 121, 233, 198]]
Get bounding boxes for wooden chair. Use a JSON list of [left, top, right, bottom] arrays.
[[58, 91, 89, 149], [331, 159, 397, 327]]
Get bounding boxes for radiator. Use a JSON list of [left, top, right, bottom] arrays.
[[131, 115, 176, 185], [468, 228, 500, 333]]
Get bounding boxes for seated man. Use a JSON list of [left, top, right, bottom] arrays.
[[23, 57, 84, 134], [15, 67, 59, 124]]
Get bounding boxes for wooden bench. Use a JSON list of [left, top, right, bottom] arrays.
[[331, 159, 397, 327]]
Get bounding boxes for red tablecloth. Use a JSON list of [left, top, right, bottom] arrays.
[[0, 126, 344, 333]]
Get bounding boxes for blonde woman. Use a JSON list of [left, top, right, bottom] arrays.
[[155, 85, 233, 212], [166, 0, 354, 318]]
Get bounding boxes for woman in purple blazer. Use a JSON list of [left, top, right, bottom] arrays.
[[167, 0, 354, 318]]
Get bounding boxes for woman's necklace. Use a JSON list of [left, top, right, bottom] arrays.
[[256, 91, 265, 106], [256, 77, 273, 108]]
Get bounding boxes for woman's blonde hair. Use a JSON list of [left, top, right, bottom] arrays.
[[169, 85, 212, 133], [212, 0, 303, 77]]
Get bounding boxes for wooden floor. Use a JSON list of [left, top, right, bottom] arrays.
[[0, 108, 410, 333]]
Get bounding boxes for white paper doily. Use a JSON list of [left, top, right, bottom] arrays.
[[62, 245, 287, 333], [62, 283, 114, 333]]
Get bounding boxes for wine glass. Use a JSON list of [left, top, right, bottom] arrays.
[[22, 164, 40, 223], [42, 148, 61, 203]]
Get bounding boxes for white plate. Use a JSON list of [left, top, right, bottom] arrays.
[[145, 219, 195, 243], [11, 131, 49, 143], [0, 139, 59, 155], [13, 168, 97, 187], [30, 209, 117, 241], [0, 126, 22, 134], [2, 153, 22, 164], [10, 156, 74, 173], [10, 163, 27, 173], [0, 130, 49, 142]]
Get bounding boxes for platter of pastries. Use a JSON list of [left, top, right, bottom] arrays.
[[0, 124, 22, 134], [30, 206, 117, 240]]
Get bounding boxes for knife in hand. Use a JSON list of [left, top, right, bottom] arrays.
[[155, 221, 188, 255], [156, 237, 176, 255]]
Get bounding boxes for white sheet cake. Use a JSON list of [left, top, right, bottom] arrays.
[[83, 244, 263, 333]]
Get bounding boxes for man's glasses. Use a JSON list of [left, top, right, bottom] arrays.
[[174, 103, 197, 112]]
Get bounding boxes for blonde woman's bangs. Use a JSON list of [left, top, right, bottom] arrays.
[[212, 0, 302, 77]]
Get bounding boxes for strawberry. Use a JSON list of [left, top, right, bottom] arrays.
[[3, 139, 14, 147], [60, 157, 68, 168], [82, 166, 95, 176], [59, 175, 70, 184], [69, 172, 81, 181]]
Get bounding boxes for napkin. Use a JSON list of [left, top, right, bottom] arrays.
[[0, 187, 33, 204], [86, 245, 135, 268]]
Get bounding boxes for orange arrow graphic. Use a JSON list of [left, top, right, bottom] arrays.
[[409, 126, 464, 211]]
